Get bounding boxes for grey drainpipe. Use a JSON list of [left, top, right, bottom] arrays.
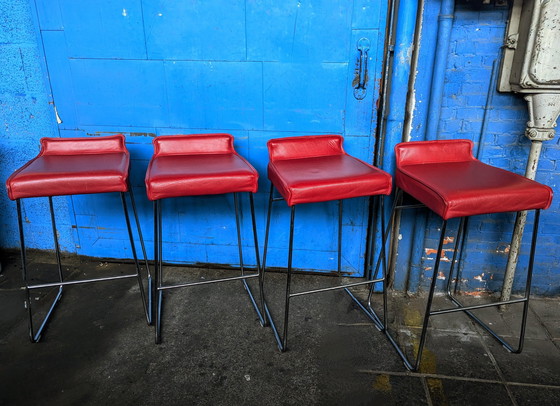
[[378, 0, 420, 289], [426, 0, 455, 140], [406, 0, 455, 292]]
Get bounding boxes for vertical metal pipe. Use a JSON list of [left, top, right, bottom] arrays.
[[405, 0, 454, 294], [379, 0, 420, 292], [501, 140, 542, 302], [426, 0, 455, 140], [381, 0, 419, 176]]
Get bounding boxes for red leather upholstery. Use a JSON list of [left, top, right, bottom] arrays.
[[145, 134, 258, 200], [267, 135, 392, 206], [395, 139, 553, 220], [6, 135, 130, 200]]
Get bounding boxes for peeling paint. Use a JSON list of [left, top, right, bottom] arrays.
[[424, 248, 451, 262], [53, 105, 62, 124], [437, 272, 446, 280], [474, 273, 485, 282], [496, 244, 510, 254]]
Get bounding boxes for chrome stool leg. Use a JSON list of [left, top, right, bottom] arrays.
[[154, 200, 163, 344], [120, 192, 150, 325], [17, 198, 64, 343], [235, 193, 266, 326], [127, 181, 153, 324]]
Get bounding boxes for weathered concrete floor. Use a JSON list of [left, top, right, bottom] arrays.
[[0, 251, 559, 405]]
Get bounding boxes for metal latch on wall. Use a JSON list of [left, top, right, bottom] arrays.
[[353, 38, 370, 100]]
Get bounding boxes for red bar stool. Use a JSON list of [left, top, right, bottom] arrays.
[[386, 139, 553, 371], [145, 134, 265, 344], [5, 134, 151, 342], [262, 135, 393, 351]]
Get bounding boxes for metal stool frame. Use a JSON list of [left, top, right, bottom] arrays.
[[153, 192, 266, 344], [384, 187, 541, 371], [262, 183, 390, 352], [16, 183, 151, 343]]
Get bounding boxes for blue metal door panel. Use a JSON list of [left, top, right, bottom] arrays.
[[246, 1, 352, 62], [34, 0, 63, 30], [165, 61, 263, 130], [69, 59, 168, 127], [263, 63, 347, 132], [34, 0, 388, 276], [142, 1, 247, 61], [59, 1, 147, 59]]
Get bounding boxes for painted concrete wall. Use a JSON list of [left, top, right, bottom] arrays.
[[2, 1, 387, 277], [1, 1, 559, 295]]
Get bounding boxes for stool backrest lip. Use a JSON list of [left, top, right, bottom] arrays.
[[267, 134, 344, 161], [152, 133, 235, 157], [395, 139, 475, 167], [39, 134, 128, 156]]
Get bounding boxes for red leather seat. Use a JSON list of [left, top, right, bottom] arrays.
[[6, 134, 151, 343], [262, 134, 392, 352], [6, 135, 129, 200], [145, 133, 265, 344], [395, 139, 553, 220], [267, 135, 392, 206], [384, 138, 554, 371], [145, 134, 258, 200]]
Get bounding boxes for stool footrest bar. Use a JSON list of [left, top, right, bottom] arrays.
[[158, 273, 258, 291], [430, 296, 526, 316], [448, 293, 526, 352], [27, 273, 137, 290], [289, 278, 383, 298]]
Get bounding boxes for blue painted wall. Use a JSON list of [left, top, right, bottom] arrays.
[[2, 0, 388, 276], [2, 1, 559, 295]]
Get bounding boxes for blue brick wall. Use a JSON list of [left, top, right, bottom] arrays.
[[398, 1, 560, 296]]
